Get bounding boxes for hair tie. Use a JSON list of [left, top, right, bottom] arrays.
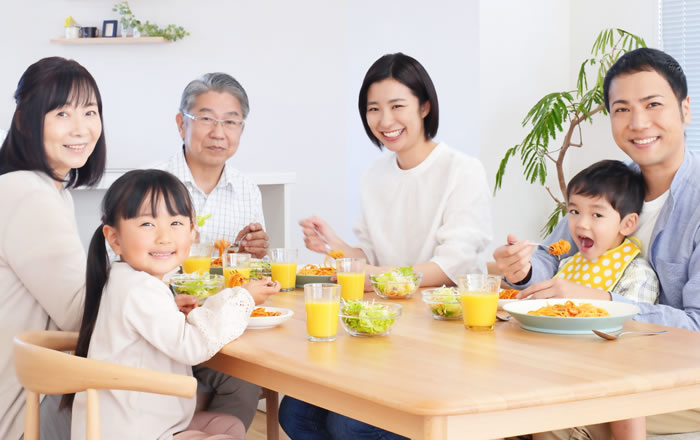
[[100, 215, 106, 224]]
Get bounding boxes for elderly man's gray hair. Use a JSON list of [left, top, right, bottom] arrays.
[[179, 72, 250, 119]]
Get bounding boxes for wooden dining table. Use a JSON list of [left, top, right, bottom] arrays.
[[204, 288, 700, 439]]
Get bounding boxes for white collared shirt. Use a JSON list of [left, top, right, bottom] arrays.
[[154, 148, 265, 245]]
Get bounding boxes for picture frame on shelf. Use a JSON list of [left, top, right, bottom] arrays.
[[102, 20, 117, 37]]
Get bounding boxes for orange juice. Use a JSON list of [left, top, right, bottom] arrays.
[[224, 267, 251, 287], [460, 292, 498, 330], [305, 300, 340, 340], [183, 257, 211, 274], [337, 272, 365, 301], [271, 262, 297, 291]]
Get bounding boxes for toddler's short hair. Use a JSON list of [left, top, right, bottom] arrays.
[[566, 160, 646, 218]]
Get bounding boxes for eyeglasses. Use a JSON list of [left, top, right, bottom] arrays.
[[183, 112, 245, 131]]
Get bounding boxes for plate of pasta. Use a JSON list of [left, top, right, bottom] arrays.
[[247, 307, 294, 329], [295, 264, 336, 288], [498, 289, 521, 310], [503, 299, 639, 334]]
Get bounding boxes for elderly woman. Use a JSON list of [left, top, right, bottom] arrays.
[[0, 57, 106, 440]]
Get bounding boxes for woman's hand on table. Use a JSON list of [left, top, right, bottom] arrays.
[[243, 277, 281, 305], [493, 234, 534, 284], [517, 278, 612, 300], [174, 294, 198, 317]]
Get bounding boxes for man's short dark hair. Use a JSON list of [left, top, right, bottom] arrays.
[[567, 160, 646, 218], [358, 53, 439, 149], [603, 47, 687, 111]]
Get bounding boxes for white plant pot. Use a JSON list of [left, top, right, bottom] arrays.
[[133, 28, 141, 38], [65, 26, 80, 39]]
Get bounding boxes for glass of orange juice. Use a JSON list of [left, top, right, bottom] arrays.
[[457, 274, 500, 331], [223, 251, 251, 288], [304, 283, 341, 341], [183, 243, 213, 274], [269, 248, 298, 292], [335, 258, 365, 301]]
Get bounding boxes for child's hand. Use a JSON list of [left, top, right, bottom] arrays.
[[518, 278, 612, 301], [242, 277, 281, 305], [493, 234, 535, 284], [174, 294, 198, 317]]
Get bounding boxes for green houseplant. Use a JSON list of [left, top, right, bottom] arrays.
[[112, 1, 189, 41], [493, 28, 646, 236]]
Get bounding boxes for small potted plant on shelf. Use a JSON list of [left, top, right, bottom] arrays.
[[112, 1, 136, 37], [112, 1, 189, 41]]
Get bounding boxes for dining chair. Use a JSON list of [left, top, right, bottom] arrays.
[[13, 330, 197, 440]]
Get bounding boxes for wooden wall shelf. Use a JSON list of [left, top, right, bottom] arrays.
[[50, 37, 168, 45]]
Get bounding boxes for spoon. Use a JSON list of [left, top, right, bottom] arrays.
[[592, 329, 668, 340], [496, 312, 511, 322]]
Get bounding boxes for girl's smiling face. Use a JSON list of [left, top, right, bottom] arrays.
[[104, 195, 193, 279], [365, 78, 430, 155]]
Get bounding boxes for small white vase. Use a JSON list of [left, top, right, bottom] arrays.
[[132, 28, 141, 38], [120, 23, 130, 37]]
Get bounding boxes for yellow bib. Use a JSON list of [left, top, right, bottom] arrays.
[[555, 237, 640, 291]]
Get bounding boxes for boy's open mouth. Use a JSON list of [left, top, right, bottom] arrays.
[[579, 236, 594, 251]]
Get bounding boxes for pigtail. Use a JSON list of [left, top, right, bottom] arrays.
[[60, 224, 110, 409]]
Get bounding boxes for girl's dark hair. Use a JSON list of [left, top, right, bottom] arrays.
[[61, 169, 194, 409], [358, 53, 439, 149], [0, 56, 106, 188], [566, 160, 646, 218]]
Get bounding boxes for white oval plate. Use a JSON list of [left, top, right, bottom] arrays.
[[247, 307, 294, 329], [498, 298, 518, 310], [503, 299, 639, 334]]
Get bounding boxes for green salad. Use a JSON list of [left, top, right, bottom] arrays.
[[425, 286, 462, 318], [370, 266, 420, 298], [250, 259, 271, 280], [340, 300, 399, 335], [170, 273, 224, 302]]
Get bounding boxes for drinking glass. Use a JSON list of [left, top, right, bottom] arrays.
[[183, 242, 213, 274], [335, 258, 366, 301], [304, 283, 341, 341], [457, 274, 500, 331], [223, 251, 251, 288], [268, 248, 298, 292]]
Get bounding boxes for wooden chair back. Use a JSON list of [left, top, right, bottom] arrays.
[[14, 330, 197, 440]]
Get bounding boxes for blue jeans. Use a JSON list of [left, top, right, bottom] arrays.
[[279, 396, 410, 440]]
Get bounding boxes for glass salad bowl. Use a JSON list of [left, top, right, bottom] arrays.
[[421, 287, 462, 320], [370, 268, 422, 299], [339, 301, 402, 337], [169, 273, 224, 305]]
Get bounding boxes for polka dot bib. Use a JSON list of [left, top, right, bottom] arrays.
[[555, 237, 640, 291]]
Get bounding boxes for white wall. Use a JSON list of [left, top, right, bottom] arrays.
[[2, 0, 660, 264], [1, 0, 479, 264], [479, 0, 571, 253]]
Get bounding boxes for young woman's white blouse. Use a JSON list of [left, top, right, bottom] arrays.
[[353, 142, 492, 282], [71, 262, 255, 440]]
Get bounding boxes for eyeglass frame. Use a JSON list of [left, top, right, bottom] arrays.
[[182, 112, 245, 130]]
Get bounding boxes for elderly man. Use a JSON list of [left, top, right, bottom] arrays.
[[155, 72, 269, 431], [157, 72, 269, 257]]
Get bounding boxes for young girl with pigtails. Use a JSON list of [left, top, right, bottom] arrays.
[[62, 169, 279, 440]]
